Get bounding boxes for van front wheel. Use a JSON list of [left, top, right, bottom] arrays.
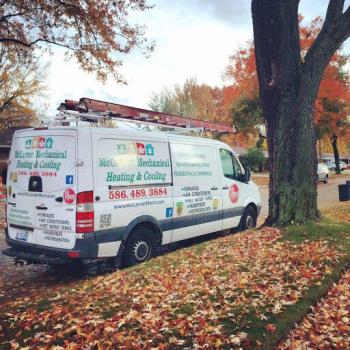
[[123, 226, 156, 267], [240, 206, 257, 231]]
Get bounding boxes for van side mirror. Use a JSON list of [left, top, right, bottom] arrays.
[[244, 167, 251, 183]]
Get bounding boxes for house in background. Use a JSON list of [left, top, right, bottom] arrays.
[[0, 127, 28, 180]]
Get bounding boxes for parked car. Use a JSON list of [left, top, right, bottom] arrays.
[[326, 161, 347, 171], [317, 163, 329, 183]]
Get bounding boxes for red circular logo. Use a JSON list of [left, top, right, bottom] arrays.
[[229, 184, 239, 203], [63, 188, 75, 204]]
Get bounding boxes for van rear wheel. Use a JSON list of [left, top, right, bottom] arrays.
[[123, 226, 156, 267], [240, 206, 257, 231]]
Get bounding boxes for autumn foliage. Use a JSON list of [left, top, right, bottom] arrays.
[[0, 0, 154, 82], [224, 17, 350, 146]]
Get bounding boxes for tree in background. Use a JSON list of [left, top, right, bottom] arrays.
[[149, 78, 226, 123], [0, 47, 46, 128], [314, 55, 350, 173], [0, 0, 153, 82], [239, 147, 266, 172], [225, 17, 350, 169], [149, 88, 179, 115], [251, 0, 350, 225]]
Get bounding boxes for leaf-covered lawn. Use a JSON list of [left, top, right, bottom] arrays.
[[1, 221, 349, 350], [277, 269, 350, 350], [323, 201, 350, 223], [276, 201, 350, 349]]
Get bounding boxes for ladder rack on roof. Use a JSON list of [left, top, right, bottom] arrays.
[[56, 97, 236, 134]]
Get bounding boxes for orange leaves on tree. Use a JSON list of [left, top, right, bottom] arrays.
[[224, 17, 350, 141]]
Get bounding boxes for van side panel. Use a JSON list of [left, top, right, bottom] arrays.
[[92, 135, 173, 257], [170, 142, 222, 242]]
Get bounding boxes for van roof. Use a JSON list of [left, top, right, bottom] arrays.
[[13, 125, 232, 150]]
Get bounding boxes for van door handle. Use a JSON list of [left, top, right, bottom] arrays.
[[55, 197, 63, 203], [211, 186, 218, 191], [222, 186, 229, 190], [8, 201, 16, 206], [36, 205, 48, 210]]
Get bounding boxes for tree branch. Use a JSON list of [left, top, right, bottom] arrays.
[[0, 95, 17, 113], [0, 37, 78, 50], [0, 12, 26, 23], [324, 0, 345, 26], [304, 2, 350, 77]]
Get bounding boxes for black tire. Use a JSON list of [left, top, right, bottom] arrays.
[[240, 206, 257, 231], [323, 175, 328, 184], [123, 226, 156, 267]]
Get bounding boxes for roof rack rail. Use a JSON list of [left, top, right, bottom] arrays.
[[55, 97, 236, 134]]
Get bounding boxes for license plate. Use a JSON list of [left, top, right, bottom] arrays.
[[15, 231, 28, 241]]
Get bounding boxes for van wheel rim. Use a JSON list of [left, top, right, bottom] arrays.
[[133, 241, 149, 261], [246, 216, 254, 228]]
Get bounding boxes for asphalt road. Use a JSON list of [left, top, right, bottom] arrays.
[[258, 175, 350, 224]]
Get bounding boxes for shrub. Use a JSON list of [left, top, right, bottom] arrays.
[[240, 147, 265, 172]]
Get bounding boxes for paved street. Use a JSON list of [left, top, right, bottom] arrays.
[[258, 175, 350, 224]]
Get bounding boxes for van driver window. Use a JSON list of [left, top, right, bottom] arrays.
[[220, 149, 235, 179], [232, 155, 243, 179]]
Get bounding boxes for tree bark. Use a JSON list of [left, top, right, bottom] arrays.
[[330, 134, 341, 174], [251, 0, 350, 225]]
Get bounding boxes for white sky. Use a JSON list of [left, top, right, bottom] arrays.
[[41, 0, 350, 117]]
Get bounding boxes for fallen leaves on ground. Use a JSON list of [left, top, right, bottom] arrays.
[[277, 268, 350, 350], [323, 201, 350, 222], [0, 227, 344, 349]]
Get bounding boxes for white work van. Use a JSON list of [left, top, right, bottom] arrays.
[[3, 126, 261, 267]]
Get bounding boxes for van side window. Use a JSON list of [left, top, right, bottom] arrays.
[[220, 149, 235, 179]]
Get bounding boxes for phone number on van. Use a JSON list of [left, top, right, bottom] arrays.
[[108, 187, 168, 200]]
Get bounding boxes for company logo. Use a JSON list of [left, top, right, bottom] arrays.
[[116, 144, 127, 155], [65, 175, 74, 185], [26, 137, 53, 149], [165, 207, 173, 218], [63, 188, 75, 204], [127, 143, 136, 154], [146, 144, 154, 156], [137, 143, 145, 156], [229, 184, 239, 204]]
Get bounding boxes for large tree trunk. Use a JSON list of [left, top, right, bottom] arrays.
[[330, 134, 341, 174], [252, 0, 350, 225], [252, 0, 318, 225]]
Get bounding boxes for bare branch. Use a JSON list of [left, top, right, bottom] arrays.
[[0, 37, 78, 50], [0, 12, 26, 23], [324, 0, 345, 25], [304, 3, 350, 75]]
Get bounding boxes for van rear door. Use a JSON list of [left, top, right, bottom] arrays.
[[7, 130, 77, 250]]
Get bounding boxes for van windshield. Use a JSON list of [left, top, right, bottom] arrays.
[[8, 135, 76, 193]]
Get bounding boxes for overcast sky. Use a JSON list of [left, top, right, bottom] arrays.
[[42, 0, 350, 117]]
